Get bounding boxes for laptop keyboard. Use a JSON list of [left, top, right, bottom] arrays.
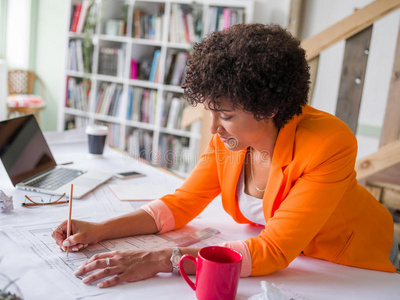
[[28, 168, 85, 190]]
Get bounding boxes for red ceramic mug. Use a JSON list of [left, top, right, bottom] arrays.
[[179, 246, 242, 300]]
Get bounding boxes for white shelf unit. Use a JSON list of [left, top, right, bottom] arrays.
[[60, 0, 254, 177]]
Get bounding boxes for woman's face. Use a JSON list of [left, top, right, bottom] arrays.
[[206, 98, 277, 152]]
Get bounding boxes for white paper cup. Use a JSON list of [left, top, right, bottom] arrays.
[[85, 125, 108, 156]]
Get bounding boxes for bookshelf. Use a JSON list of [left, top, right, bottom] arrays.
[[60, 0, 254, 177]]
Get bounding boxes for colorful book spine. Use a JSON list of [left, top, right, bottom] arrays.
[[130, 59, 138, 79], [70, 3, 82, 32], [223, 8, 231, 30], [149, 50, 161, 82]]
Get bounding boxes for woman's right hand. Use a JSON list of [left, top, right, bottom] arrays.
[[51, 219, 102, 252]]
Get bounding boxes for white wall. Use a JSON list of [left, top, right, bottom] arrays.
[[300, 0, 400, 159], [6, 0, 31, 69], [34, 0, 67, 131], [0, 59, 6, 120]]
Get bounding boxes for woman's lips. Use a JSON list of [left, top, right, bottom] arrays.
[[219, 136, 230, 143]]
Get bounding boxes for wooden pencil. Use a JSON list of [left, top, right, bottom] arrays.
[[66, 184, 73, 256]]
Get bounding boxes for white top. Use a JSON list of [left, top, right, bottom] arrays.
[[237, 164, 266, 225]]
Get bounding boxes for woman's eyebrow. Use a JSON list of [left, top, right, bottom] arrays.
[[203, 106, 232, 112]]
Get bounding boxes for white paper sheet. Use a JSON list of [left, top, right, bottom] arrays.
[[108, 184, 178, 201], [1, 221, 224, 298]]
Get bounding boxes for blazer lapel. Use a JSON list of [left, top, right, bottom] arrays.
[[221, 147, 247, 222], [263, 114, 299, 220]]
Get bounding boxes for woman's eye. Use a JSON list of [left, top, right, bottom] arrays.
[[220, 116, 232, 121]]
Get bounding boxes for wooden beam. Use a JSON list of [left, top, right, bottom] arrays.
[[181, 105, 212, 156], [307, 56, 319, 104], [199, 109, 212, 155], [380, 22, 400, 147], [301, 0, 400, 61], [356, 140, 400, 179], [181, 105, 203, 128], [287, 0, 303, 38], [335, 26, 372, 134]]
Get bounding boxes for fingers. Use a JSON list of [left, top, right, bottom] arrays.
[[75, 254, 123, 287], [51, 223, 66, 246], [74, 250, 160, 288], [62, 229, 90, 250], [81, 266, 120, 286], [97, 275, 123, 288], [74, 253, 113, 277], [61, 243, 88, 252]]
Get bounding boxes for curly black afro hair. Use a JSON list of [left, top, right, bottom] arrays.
[[182, 23, 310, 129]]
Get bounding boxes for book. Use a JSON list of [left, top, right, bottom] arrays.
[[133, 10, 142, 38], [223, 8, 231, 30], [169, 5, 177, 42], [98, 47, 119, 76], [171, 52, 187, 86], [69, 40, 77, 71], [117, 47, 124, 77], [208, 7, 217, 34], [164, 53, 177, 84], [149, 49, 161, 82], [127, 87, 133, 119], [100, 83, 117, 115], [130, 59, 138, 79], [76, 0, 91, 34], [167, 97, 182, 129], [70, 3, 82, 32], [217, 8, 224, 31], [161, 92, 173, 127], [70, 4, 76, 30], [182, 13, 190, 42], [75, 39, 84, 73], [108, 184, 176, 201], [186, 13, 196, 43]]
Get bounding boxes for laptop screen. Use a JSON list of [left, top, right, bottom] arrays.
[[0, 115, 57, 185]]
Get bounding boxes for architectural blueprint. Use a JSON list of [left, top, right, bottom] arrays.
[[1, 221, 227, 298]]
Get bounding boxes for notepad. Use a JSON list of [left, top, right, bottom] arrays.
[[108, 184, 176, 201]]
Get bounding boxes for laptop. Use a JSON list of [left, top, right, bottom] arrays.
[[0, 115, 112, 198]]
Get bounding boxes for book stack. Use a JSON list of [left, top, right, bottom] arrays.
[[106, 123, 120, 147], [98, 45, 126, 77], [127, 87, 157, 124], [159, 93, 185, 130], [164, 52, 188, 86], [105, 19, 126, 36], [65, 77, 91, 111], [64, 116, 89, 130], [70, 0, 96, 34], [158, 134, 190, 172], [68, 40, 85, 73], [207, 7, 244, 34], [169, 4, 202, 43], [94, 83, 123, 117], [133, 9, 163, 40], [127, 129, 153, 161]]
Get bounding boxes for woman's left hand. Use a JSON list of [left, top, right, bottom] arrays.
[[73, 248, 172, 288]]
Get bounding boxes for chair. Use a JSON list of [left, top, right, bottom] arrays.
[[7, 70, 46, 123]]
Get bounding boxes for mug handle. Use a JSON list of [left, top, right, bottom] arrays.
[[179, 254, 197, 291]]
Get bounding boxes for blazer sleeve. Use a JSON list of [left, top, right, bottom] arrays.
[[245, 130, 358, 276], [158, 135, 222, 229]]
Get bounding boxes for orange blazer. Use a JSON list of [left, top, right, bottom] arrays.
[[159, 105, 395, 275]]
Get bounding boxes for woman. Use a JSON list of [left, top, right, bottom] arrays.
[[52, 24, 398, 288]]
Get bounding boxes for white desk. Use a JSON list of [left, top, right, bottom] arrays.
[[1, 129, 399, 300]]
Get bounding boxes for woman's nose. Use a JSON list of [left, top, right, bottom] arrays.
[[209, 112, 222, 134]]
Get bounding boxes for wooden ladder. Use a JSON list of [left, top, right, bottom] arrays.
[[182, 0, 400, 184]]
